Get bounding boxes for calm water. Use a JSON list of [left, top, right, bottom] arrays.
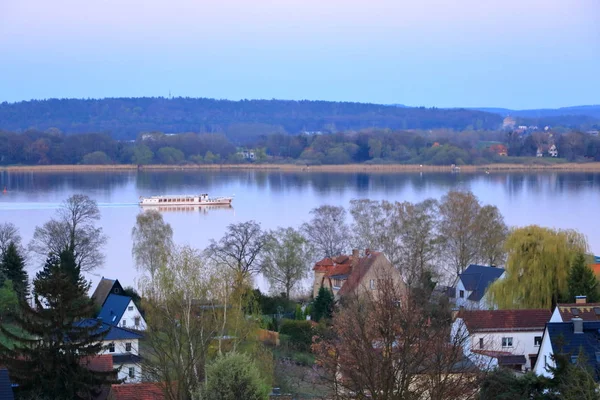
[[1, 170, 599, 291]]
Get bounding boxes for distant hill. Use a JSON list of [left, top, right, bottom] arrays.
[[473, 105, 600, 118], [0, 97, 502, 140]]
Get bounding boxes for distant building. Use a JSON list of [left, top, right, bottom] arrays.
[[518, 125, 528, 130], [536, 147, 544, 157], [548, 144, 558, 157], [503, 116, 516, 130], [489, 144, 508, 156], [92, 278, 125, 309], [98, 294, 146, 331], [237, 150, 255, 160], [453, 264, 505, 310]]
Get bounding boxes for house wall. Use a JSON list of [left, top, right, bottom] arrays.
[[451, 319, 498, 370], [469, 330, 543, 371], [533, 327, 554, 377], [455, 280, 471, 308], [353, 255, 403, 300], [100, 339, 139, 356], [117, 362, 142, 383], [549, 307, 562, 323], [116, 300, 146, 331]]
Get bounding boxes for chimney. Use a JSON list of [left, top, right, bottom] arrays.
[[573, 317, 583, 334], [352, 249, 359, 258], [576, 295, 587, 304]]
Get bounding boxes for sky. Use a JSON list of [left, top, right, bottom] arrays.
[[0, 0, 599, 109]]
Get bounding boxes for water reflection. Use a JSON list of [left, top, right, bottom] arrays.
[[147, 204, 234, 214]]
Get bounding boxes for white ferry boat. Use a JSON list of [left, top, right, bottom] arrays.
[[139, 193, 233, 206]]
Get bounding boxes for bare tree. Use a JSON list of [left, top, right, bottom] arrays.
[[205, 220, 268, 283], [29, 194, 107, 271], [476, 205, 508, 267], [349, 199, 386, 251], [301, 205, 349, 258], [313, 275, 481, 400], [262, 227, 313, 298], [131, 209, 174, 279], [397, 199, 441, 287], [0, 222, 22, 258], [438, 190, 482, 277]]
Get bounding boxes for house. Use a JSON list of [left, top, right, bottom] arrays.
[[489, 144, 508, 156], [237, 150, 255, 160], [549, 296, 600, 322], [0, 369, 14, 400], [454, 264, 505, 310], [80, 354, 117, 400], [536, 147, 544, 157], [312, 249, 403, 299], [548, 144, 558, 157], [108, 383, 168, 400], [77, 319, 144, 383], [98, 294, 146, 331], [92, 278, 125, 308], [453, 309, 551, 372], [533, 319, 600, 380]]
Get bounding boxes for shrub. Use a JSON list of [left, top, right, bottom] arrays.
[[202, 352, 270, 400], [279, 319, 313, 352]]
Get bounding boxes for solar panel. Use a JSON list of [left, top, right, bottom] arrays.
[[571, 308, 580, 316]]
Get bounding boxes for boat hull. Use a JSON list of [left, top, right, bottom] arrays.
[[139, 194, 233, 206], [140, 199, 232, 206]]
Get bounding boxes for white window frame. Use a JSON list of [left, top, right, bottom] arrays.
[[370, 279, 375, 290], [128, 367, 135, 379], [501, 337, 513, 348]]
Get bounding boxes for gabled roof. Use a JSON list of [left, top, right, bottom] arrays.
[[458, 309, 551, 332], [313, 255, 354, 275], [459, 265, 504, 301], [547, 321, 600, 380], [555, 303, 600, 321], [92, 278, 124, 308], [109, 383, 167, 400], [98, 294, 133, 326], [0, 369, 14, 400], [76, 319, 143, 341], [81, 354, 114, 372], [338, 252, 384, 296]]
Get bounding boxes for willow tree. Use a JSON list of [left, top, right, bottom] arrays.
[[488, 226, 588, 310], [131, 209, 174, 280]]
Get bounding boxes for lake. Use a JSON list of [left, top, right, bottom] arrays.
[[1, 169, 599, 292]]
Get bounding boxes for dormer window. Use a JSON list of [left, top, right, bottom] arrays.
[[128, 306, 134, 311]]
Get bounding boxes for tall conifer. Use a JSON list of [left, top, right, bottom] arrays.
[[0, 249, 116, 400], [0, 242, 29, 300]]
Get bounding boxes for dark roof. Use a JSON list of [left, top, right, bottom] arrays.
[[555, 303, 600, 321], [75, 319, 143, 341], [498, 355, 527, 366], [81, 354, 114, 372], [91, 278, 124, 308], [0, 369, 14, 400], [98, 294, 132, 326], [112, 354, 142, 365], [459, 264, 504, 301], [458, 309, 551, 332], [547, 321, 600, 380]]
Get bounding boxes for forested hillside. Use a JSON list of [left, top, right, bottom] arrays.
[[0, 97, 502, 140]]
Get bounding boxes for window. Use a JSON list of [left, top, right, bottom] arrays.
[[125, 342, 132, 352], [122, 319, 127, 327], [128, 367, 135, 379], [370, 279, 375, 290], [128, 306, 134, 311], [108, 342, 115, 353], [114, 288, 120, 293], [544, 355, 548, 367], [459, 290, 465, 298], [534, 336, 542, 347], [479, 338, 484, 349], [571, 355, 578, 364], [134, 317, 140, 327], [501, 337, 513, 348]]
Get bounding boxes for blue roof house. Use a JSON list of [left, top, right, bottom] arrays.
[[0, 369, 15, 400], [533, 319, 600, 380], [77, 319, 144, 384], [454, 265, 505, 310], [98, 294, 146, 331]]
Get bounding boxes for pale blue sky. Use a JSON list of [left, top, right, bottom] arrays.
[[1, 0, 598, 108]]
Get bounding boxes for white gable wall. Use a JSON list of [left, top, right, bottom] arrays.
[[100, 338, 139, 356], [117, 300, 146, 331], [533, 326, 555, 377], [549, 307, 563, 323], [117, 362, 142, 383], [469, 330, 543, 371]]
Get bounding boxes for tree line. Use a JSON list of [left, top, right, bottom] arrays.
[[2, 127, 600, 167]]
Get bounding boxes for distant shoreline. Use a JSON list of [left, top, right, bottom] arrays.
[[3, 162, 600, 173]]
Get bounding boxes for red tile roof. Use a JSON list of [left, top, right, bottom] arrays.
[[110, 383, 167, 400], [458, 309, 551, 332], [555, 303, 600, 321], [313, 255, 355, 275], [81, 355, 114, 372]]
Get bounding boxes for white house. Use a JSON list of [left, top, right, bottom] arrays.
[[77, 320, 144, 383], [98, 294, 146, 331], [453, 309, 551, 372], [454, 265, 505, 310], [533, 318, 600, 380]]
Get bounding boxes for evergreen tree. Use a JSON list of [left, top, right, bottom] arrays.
[[0, 249, 116, 400], [311, 286, 334, 322], [567, 253, 599, 303], [0, 241, 29, 300]]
